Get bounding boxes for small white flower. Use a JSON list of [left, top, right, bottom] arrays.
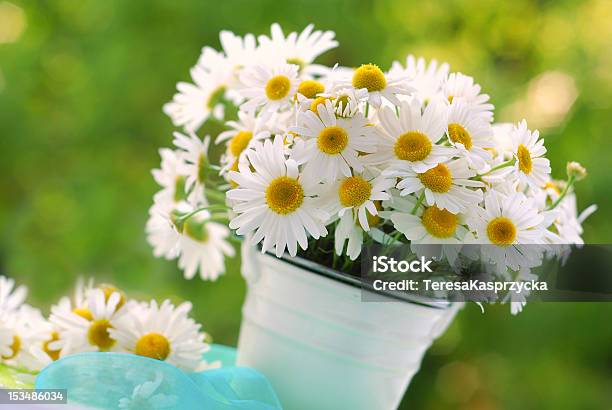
[[227, 136, 328, 257], [146, 197, 181, 260], [391, 158, 484, 214], [468, 190, 547, 273], [291, 100, 377, 182], [370, 99, 455, 173], [111, 300, 213, 372], [444, 73, 494, 122], [163, 65, 228, 132], [257, 23, 338, 73], [50, 289, 126, 355], [175, 210, 235, 281], [446, 99, 494, 171], [172, 131, 211, 204], [151, 148, 188, 204], [510, 120, 551, 188], [239, 63, 299, 113], [389, 55, 449, 104], [118, 371, 177, 409], [319, 168, 393, 231], [339, 63, 413, 107]]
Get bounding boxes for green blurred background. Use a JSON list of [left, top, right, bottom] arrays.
[[1, 1, 611, 408]]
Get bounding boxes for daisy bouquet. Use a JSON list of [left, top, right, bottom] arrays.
[[0, 275, 216, 378], [150, 23, 596, 312]]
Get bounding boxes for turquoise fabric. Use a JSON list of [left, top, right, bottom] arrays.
[[35, 345, 282, 410]]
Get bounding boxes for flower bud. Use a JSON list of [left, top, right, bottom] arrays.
[[566, 161, 587, 180]]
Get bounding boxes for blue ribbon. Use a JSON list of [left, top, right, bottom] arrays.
[[35, 345, 282, 409]]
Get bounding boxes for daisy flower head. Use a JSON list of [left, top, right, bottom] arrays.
[[370, 99, 455, 173], [0, 305, 52, 371], [163, 65, 228, 132], [444, 72, 494, 122], [257, 23, 338, 73], [216, 110, 271, 178], [320, 168, 394, 231], [199, 30, 259, 79], [389, 55, 450, 104], [291, 99, 377, 182], [510, 120, 551, 189], [111, 300, 212, 372], [239, 63, 299, 113], [392, 158, 484, 214], [227, 136, 329, 257], [446, 99, 495, 171], [175, 209, 235, 281], [342, 63, 413, 107], [151, 148, 188, 204], [146, 197, 181, 261], [0, 276, 27, 313], [468, 190, 547, 273], [172, 131, 211, 204], [50, 288, 126, 355]]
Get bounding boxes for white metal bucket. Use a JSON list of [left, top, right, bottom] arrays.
[[236, 243, 460, 410]]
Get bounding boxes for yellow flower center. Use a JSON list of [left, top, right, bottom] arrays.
[[99, 284, 126, 311], [265, 176, 304, 215], [297, 80, 324, 99], [418, 163, 453, 193], [394, 131, 432, 162], [43, 332, 61, 361], [447, 95, 454, 103], [421, 206, 458, 238], [448, 123, 473, 150], [135, 333, 171, 361], [2, 335, 20, 360], [88, 319, 115, 351], [544, 181, 561, 195], [229, 159, 240, 188], [486, 217, 517, 246], [317, 126, 349, 155], [265, 75, 291, 101], [310, 96, 331, 113], [229, 131, 253, 157], [73, 307, 93, 321], [338, 176, 372, 208], [517, 144, 532, 174], [352, 64, 386, 92]]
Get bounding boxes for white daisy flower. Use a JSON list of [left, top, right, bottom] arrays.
[[227, 136, 329, 257], [239, 63, 299, 113], [163, 65, 227, 132], [391, 158, 484, 214], [50, 288, 126, 355], [291, 100, 377, 182], [468, 190, 547, 272], [320, 169, 394, 231], [370, 99, 455, 173], [110, 300, 212, 372], [388, 193, 471, 265], [446, 99, 494, 171], [389, 55, 449, 104], [257, 23, 338, 73], [146, 197, 181, 260], [552, 192, 597, 245], [216, 110, 271, 178], [172, 131, 211, 204], [0, 305, 53, 371], [151, 148, 188, 204], [443, 72, 494, 122], [0, 276, 27, 313], [510, 120, 551, 188], [340, 63, 412, 107], [175, 210, 235, 281]]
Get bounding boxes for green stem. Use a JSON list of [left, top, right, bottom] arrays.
[[547, 176, 575, 210], [473, 158, 515, 180], [206, 189, 227, 202], [411, 192, 425, 215], [176, 204, 228, 224], [365, 102, 370, 118]]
